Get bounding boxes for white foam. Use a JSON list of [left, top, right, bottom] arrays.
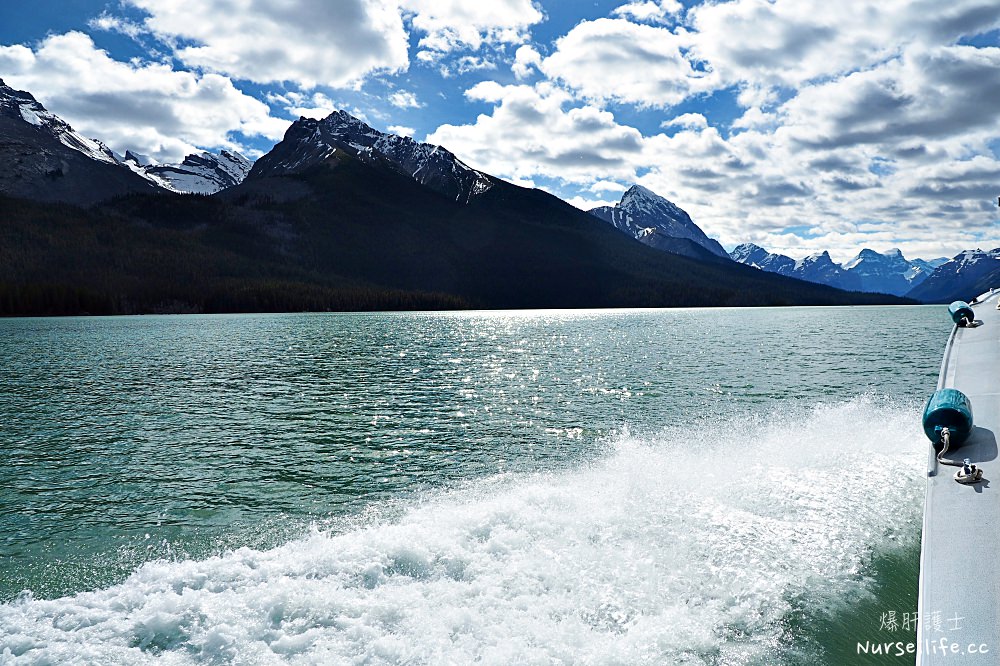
[[0, 397, 923, 664]]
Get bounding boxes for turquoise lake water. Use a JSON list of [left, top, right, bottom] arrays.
[[0, 306, 950, 664]]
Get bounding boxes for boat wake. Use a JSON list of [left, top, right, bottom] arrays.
[[1, 396, 924, 664]]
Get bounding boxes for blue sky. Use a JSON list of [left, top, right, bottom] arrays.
[[2, 0, 999, 261]]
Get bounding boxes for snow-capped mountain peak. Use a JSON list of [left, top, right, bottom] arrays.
[[730, 243, 795, 273], [795, 251, 834, 270], [618, 185, 689, 221], [843, 248, 910, 272], [589, 185, 730, 260], [247, 110, 493, 203]]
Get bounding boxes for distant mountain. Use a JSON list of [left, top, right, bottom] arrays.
[[125, 150, 252, 194], [841, 248, 934, 296], [793, 251, 861, 291], [730, 243, 795, 275], [731, 243, 945, 296], [247, 110, 492, 203], [589, 185, 730, 260], [730, 245, 859, 290], [0, 79, 160, 204], [911, 257, 950, 272], [906, 249, 1000, 302]]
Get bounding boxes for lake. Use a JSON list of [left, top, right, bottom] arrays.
[[0, 306, 949, 663]]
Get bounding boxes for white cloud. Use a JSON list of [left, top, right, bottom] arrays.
[[589, 180, 628, 194], [465, 81, 508, 103], [611, 0, 683, 23], [564, 194, 618, 211], [388, 91, 424, 109], [435, 55, 498, 78], [534, 1, 1000, 114], [428, 83, 644, 185], [388, 125, 416, 137], [0, 31, 288, 161], [661, 113, 708, 130], [267, 91, 340, 120], [124, 0, 409, 88], [731, 107, 776, 130], [540, 19, 714, 107], [778, 45, 1000, 153], [512, 45, 542, 80], [88, 12, 146, 40], [400, 0, 543, 56]]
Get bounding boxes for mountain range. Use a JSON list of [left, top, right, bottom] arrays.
[[729, 243, 949, 297], [0, 78, 987, 313]]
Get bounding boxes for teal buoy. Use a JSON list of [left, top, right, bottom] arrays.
[[949, 301, 975, 325], [923, 388, 974, 447]]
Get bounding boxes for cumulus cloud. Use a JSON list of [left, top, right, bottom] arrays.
[[661, 113, 708, 130], [428, 83, 645, 184], [426, 36, 1000, 259], [589, 180, 629, 194], [535, 1, 1000, 113], [512, 45, 542, 80], [123, 0, 409, 88], [400, 0, 544, 57], [0, 31, 287, 161], [267, 91, 341, 120], [540, 19, 714, 107], [388, 125, 416, 137], [611, 0, 683, 23], [731, 107, 776, 130], [388, 91, 424, 109], [779, 45, 1000, 152]]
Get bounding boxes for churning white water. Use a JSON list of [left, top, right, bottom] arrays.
[[0, 397, 924, 665]]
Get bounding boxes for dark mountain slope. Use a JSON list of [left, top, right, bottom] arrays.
[[906, 249, 1000, 303], [223, 151, 911, 309]]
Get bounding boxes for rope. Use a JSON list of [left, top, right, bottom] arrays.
[[936, 428, 960, 465], [937, 427, 983, 484]]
